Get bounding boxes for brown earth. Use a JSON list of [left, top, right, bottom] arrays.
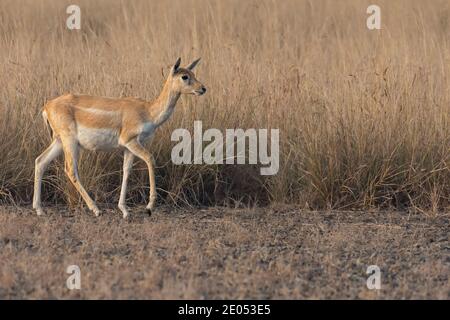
[[0, 206, 448, 299]]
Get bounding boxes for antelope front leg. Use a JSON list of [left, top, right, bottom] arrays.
[[118, 150, 134, 218], [124, 139, 157, 213]]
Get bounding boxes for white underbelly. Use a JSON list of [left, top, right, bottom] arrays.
[[77, 126, 119, 151]]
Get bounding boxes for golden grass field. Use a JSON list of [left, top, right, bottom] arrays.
[[0, 0, 449, 300], [0, 0, 448, 211]]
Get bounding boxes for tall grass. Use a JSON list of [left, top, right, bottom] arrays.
[[0, 0, 448, 212]]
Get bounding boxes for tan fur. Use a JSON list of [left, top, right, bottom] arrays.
[[33, 58, 206, 218]]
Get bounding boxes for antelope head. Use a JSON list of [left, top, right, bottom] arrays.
[[168, 57, 207, 96]]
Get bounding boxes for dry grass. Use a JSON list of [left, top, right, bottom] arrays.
[[0, 206, 448, 299], [0, 0, 449, 211]]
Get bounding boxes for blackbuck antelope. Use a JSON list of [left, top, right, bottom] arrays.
[[33, 58, 206, 218]]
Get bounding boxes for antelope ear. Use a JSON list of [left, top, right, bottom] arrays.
[[187, 58, 201, 70], [171, 57, 181, 75]]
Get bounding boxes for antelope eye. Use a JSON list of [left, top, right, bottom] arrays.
[[181, 75, 189, 81]]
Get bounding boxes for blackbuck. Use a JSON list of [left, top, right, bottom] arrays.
[[33, 58, 206, 218]]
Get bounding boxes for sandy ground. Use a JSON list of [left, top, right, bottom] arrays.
[[0, 205, 448, 299]]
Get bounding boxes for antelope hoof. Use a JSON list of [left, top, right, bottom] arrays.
[[35, 207, 45, 216], [119, 205, 129, 219], [146, 203, 155, 216], [92, 208, 101, 217], [146, 198, 156, 210]]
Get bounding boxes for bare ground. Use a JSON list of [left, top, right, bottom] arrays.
[[0, 205, 448, 299]]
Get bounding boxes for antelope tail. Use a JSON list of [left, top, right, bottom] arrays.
[[42, 110, 53, 138]]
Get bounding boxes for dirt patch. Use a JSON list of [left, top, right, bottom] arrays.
[[0, 206, 448, 299]]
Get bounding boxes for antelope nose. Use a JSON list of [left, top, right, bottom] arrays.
[[201, 87, 207, 94]]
